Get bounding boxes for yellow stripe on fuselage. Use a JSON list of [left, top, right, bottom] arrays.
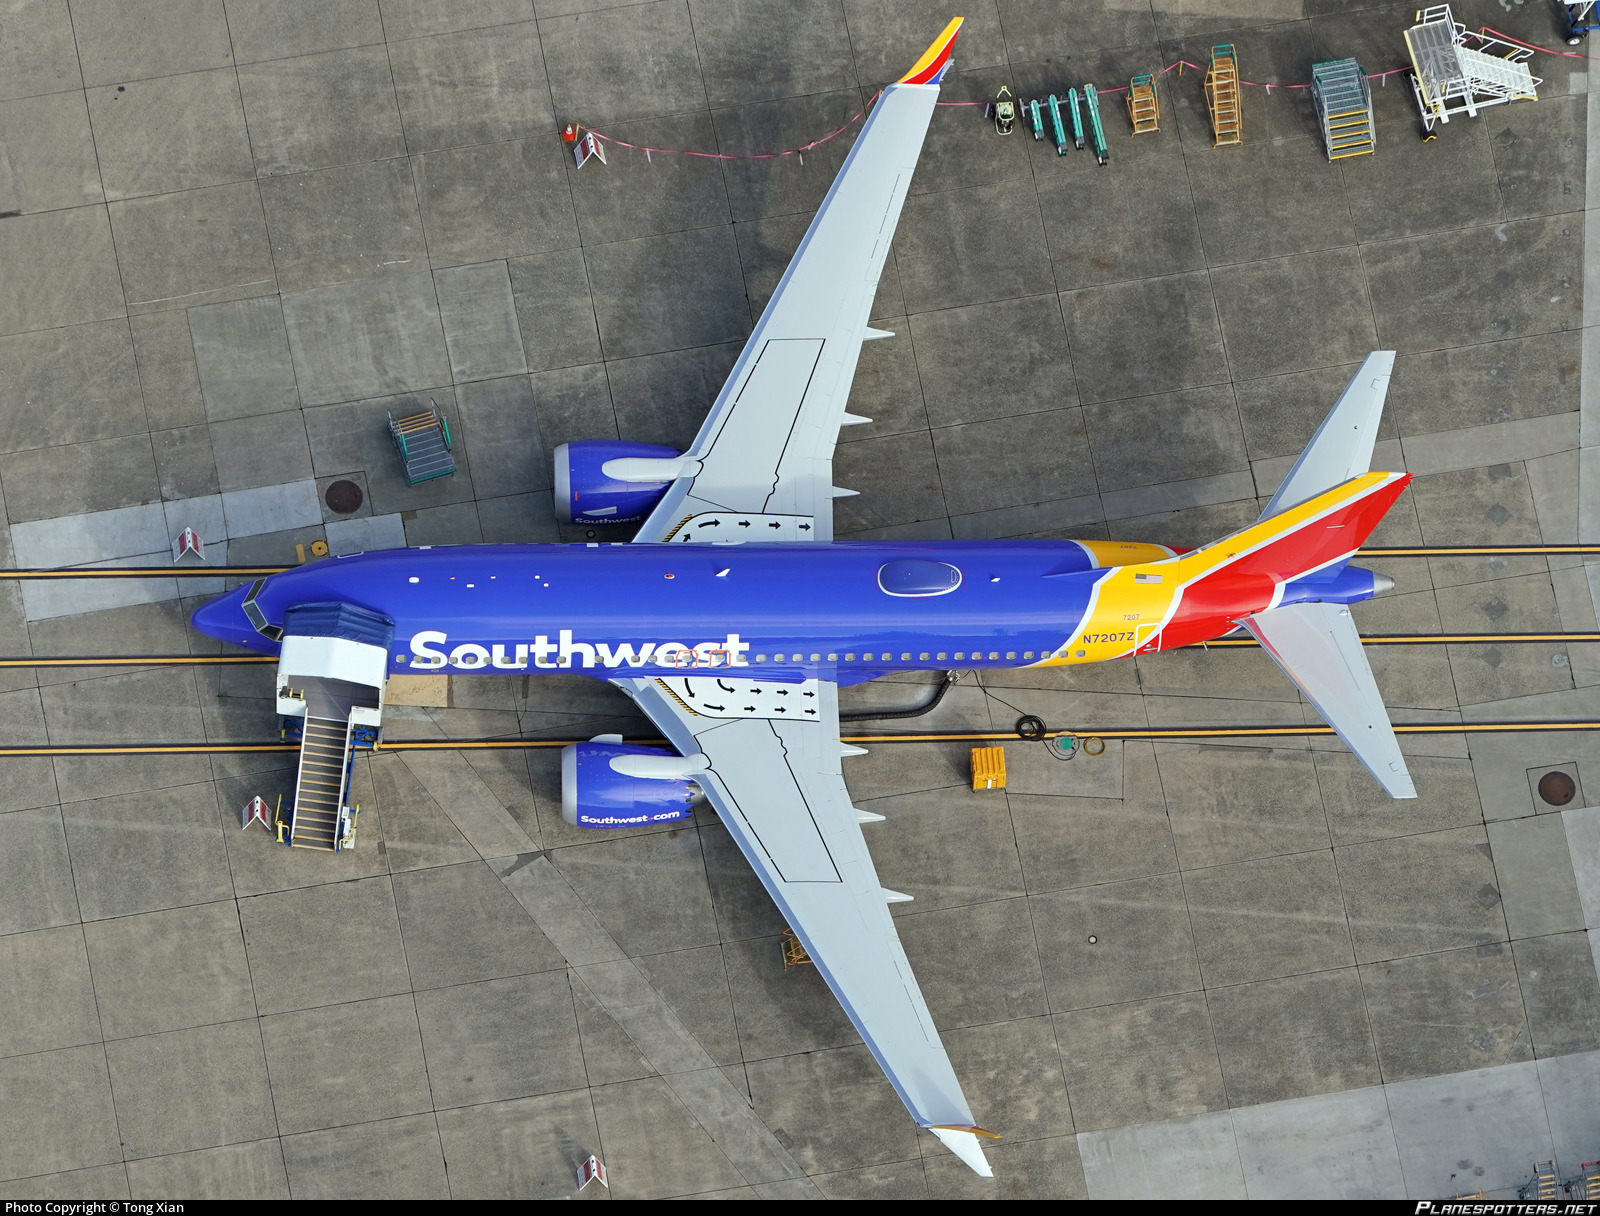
[[1033, 472, 1395, 666], [1074, 540, 1176, 567]]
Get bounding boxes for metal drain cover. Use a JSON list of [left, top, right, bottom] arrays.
[[1537, 770, 1576, 807], [324, 479, 364, 515]]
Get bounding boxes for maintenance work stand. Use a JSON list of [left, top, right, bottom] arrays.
[[1311, 59, 1375, 160], [389, 404, 457, 485], [1568, 1161, 1600, 1201], [1206, 45, 1243, 147], [1126, 74, 1160, 135], [1403, 4, 1540, 133], [1518, 1161, 1560, 1202], [271, 601, 390, 852]]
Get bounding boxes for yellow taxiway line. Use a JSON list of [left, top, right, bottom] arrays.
[[4, 719, 1600, 756]]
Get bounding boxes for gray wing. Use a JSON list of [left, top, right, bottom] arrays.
[[1241, 602, 1416, 798], [632, 80, 942, 545], [1260, 351, 1395, 520], [612, 674, 995, 1176]]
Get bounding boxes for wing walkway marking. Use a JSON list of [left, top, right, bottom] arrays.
[[496, 855, 821, 1198]]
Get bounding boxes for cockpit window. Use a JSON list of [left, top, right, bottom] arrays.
[[877, 559, 963, 597], [241, 579, 283, 641]]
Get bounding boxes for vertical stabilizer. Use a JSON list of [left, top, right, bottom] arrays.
[[1242, 602, 1415, 798], [1260, 351, 1395, 520]]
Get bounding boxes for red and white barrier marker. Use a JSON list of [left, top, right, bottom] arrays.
[[577, 1154, 608, 1190], [241, 796, 270, 831], [172, 527, 206, 563], [573, 131, 606, 169]]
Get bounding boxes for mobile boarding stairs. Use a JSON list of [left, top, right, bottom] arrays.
[[273, 602, 391, 851], [1404, 5, 1540, 132]]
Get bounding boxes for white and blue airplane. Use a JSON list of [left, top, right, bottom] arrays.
[[194, 18, 1417, 1176]]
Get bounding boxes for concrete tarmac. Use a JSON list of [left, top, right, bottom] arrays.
[[0, 0, 1597, 1200]]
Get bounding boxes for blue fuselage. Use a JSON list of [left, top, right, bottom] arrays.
[[193, 541, 1111, 681]]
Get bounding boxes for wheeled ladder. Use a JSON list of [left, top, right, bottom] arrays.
[[1206, 45, 1242, 146], [1311, 59, 1374, 160], [1126, 74, 1159, 134]]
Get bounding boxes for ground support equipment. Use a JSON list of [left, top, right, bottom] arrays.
[[1519, 1162, 1559, 1201], [1312, 58, 1375, 159], [1127, 74, 1160, 134], [389, 404, 456, 485], [1206, 45, 1243, 146], [1404, 5, 1540, 133], [1564, 2, 1600, 44], [1566, 1161, 1600, 1200], [274, 602, 390, 853], [1046, 94, 1070, 153], [1083, 84, 1109, 164]]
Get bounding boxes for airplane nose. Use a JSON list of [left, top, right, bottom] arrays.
[[190, 585, 261, 650]]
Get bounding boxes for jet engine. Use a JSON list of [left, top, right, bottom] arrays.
[[560, 735, 705, 828], [554, 440, 693, 527]]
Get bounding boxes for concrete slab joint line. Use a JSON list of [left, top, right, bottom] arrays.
[[496, 855, 821, 1196], [1581, 83, 1600, 998], [1583, 84, 1600, 624]]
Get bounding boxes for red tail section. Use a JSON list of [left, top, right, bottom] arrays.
[[1153, 473, 1410, 650]]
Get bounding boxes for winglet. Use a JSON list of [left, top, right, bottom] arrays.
[[896, 17, 964, 84], [929, 1125, 996, 1177]]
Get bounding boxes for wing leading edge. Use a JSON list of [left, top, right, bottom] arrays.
[[613, 674, 995, 1176], [633, 20, 961, 545]]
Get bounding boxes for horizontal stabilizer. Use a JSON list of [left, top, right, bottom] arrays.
[[1261, 351, 1395, 521], [930, 1128, 994, 1178], [1241, 601, 1416, 799]]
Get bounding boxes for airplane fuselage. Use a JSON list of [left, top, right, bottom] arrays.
[[193, 535, 1385, 679]]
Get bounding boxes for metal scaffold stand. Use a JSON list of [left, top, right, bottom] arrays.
[[1404, 4, 1541, 133]]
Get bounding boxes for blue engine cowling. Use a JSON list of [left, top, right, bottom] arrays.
[[1276, 563, 1392, 608], [561, 737, 700, 829], [555, 440, 681, 526]]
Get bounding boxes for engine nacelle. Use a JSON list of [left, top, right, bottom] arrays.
[[561, 736, 702, 829], [555, 440, 682, 526]]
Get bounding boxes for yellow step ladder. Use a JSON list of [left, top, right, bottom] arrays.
[[1206, 44, 1242, 146], [1126, 74, 1159, 134]]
